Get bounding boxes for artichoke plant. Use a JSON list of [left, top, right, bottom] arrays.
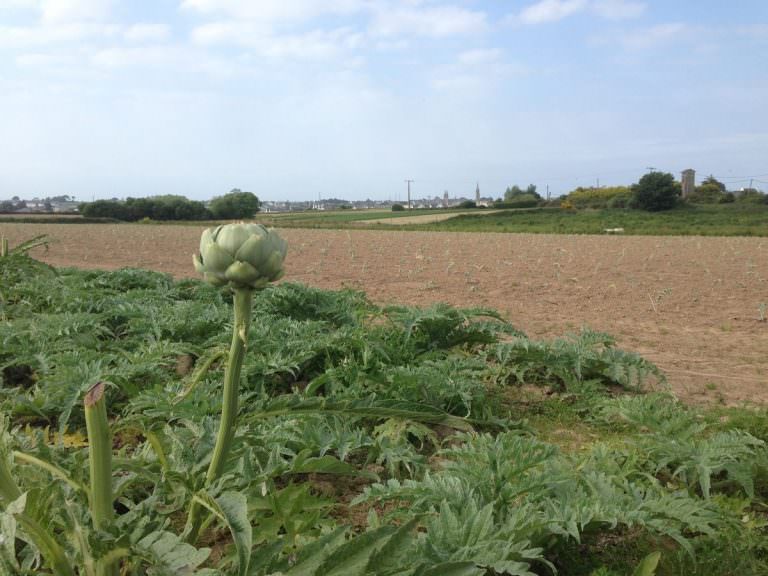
[[186, 223, 287, 543], [193, 223, 287, 290]]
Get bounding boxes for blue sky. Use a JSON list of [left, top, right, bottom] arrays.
[[1, 0, 767, 202]]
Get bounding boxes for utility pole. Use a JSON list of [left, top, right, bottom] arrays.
[[546, 185, 550, 201], [646, 166, 656, 174], [405, 179, 414, 209]]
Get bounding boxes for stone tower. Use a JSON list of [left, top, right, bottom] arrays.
[[681, 169, 695, 198]]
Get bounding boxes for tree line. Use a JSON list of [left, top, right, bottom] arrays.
[[500, 173, 766, 212], [79, 189, 260, 221]]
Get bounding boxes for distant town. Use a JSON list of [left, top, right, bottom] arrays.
[[0, 189, 497, 214], [1, 169, 763, 215]]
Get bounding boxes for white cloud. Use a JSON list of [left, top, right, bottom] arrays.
[[370, 5, 487, 38], [123, 23, 169, 42], [0, 0, 40, 10], [180, 0, 364, 26], [591, 0, 645, 20], [457, 48, 502, 66], [259, 28, 362, 59], [519, 0, 587, 25], [192, 22, 362, 60], [41, 0, 112, 23], [0, 0, 116, 47], [0, 22, 117, 47], [619, 22, 687, 49], [432, 47, 524, 94], [15, 50, 69, 68], [513, 0, 644, 25], [90, 44, 242, 77]]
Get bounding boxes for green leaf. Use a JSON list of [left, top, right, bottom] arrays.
[[245, 396, 473, 431], [315, 525, 397, 576], [289, 450, 374, 478], [366, 517, 420, 574], [0, 494, 21, 570], [135, 530, 211, 574], [194, 491, 252, 576], [632, 552, 661, 576], [417, 562, 484, 576], [282, 527, 348, 576]]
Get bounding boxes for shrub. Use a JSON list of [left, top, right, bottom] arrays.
[[493, 196, 541, 209], [209, 189, 260, 219], [737, 189, 767, 204], [391, 204, 405, 211], [566, 186, 632, 209], [80, 196, 212, 221], [688, 184, 725, 204], [632, 172, 681, 212]]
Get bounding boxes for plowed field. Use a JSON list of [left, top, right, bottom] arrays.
[[3, 222, 767, 404]]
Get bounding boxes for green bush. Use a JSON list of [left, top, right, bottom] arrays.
[[737, 189, 767, 204], [81, 196, 211, 221], [687, 184, 725, 204], [567, 186, 632, 209], [209, 189, 261, 219], [632, 172, 681, 212], [391, 203, 405, 211], [493, 196, 541, 209]]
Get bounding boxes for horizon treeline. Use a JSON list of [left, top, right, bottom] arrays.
[[80, 189, 260, 221]]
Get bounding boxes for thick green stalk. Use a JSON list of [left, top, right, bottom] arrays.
[[185, 288, 253, 544], [0, 237, 8, 257], [85, 382, 113, 530], [84, 382, 118, 576]]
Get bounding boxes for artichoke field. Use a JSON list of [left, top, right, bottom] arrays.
[[0, 236, 766, 575]]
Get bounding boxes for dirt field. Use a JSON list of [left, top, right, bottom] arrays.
[[361, 210, 502, 225], [3, 222, 767, 404]]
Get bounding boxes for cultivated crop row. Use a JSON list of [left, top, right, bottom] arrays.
[[0, 231, 766, 574]]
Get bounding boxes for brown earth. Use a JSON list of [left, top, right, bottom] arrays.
[[361, 210, 502, 225], [3, 222, 767, 405]]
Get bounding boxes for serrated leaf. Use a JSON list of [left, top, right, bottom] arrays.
[[366, 517, 420, 574], [194, 491, 252, 576], [283, 527, 347, 576], [0, 494, 22, 570], [136, 530, 211, 574], [289, 451, 373, 478], [315, 526, 396, 576]]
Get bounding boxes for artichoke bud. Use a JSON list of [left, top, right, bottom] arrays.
[[193, 223, 287, 290]]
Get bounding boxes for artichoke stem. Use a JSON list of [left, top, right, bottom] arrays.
[[85, 382, 118, 576], [186, 288, 253, 544], [206, 288, 253, 482], [85, 382, 113, 531]]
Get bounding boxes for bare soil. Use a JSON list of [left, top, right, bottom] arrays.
[[361, 210, 502, 225], [3, 222, 767, 405]]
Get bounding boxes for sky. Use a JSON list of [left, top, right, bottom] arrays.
[[1, 0, 767, 202]]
